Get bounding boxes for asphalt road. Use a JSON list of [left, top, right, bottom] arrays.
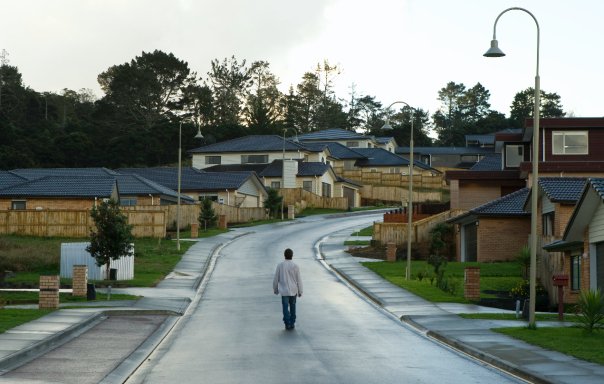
[[126, 214, 520, 384]]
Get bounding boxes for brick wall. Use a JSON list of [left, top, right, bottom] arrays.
[[0, 198, 95, 210], [464, 267, 480, 300], [72, 265, 88, 297], [39, 275, 60, 309], [555, 204, 575, 238], [477, 217, 531, 262], [458, 183, 501, 211]]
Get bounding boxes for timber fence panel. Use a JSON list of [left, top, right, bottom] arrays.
[[374, 210, 458, 249], [280, 188, 348, 210]]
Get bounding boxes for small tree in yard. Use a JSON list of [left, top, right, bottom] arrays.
[[87, 199, 134, 280], [198, 198, 217, 230], [264, 188, 282, 219]]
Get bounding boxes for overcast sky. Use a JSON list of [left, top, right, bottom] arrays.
[[2, 0, 602, 119]]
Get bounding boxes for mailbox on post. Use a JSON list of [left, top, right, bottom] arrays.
[[552, 274, 569, 320]]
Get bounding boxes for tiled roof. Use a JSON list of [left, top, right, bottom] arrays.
[[115, 174, 180, 198], [203, 164, 268, 174], [302, 142, 364, 160], [375, 137, 394, 144], [354, 148, 435, 171], [117, 167, 252, 191], [11, 167, 118, 179], [539, 177, 587, 203], [336, 176, 363, 187], [259, 160, 331, 177], [188, 135, 311, 153], [470, 187, 530, 216], [396, 147, 494, 156], [470, 153, 502, 171], [0, 171, 27, 189], [297, 128, 369, 141], [588, 178, 604, 200], [465, 134, 495, 145], [0, 176, 116, 198]]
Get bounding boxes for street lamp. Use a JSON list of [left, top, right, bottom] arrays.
[[484, 7, 540, 327], [176, 121, 204, 251], [382, 101, 414, 281], [281, 128, 299, 220]]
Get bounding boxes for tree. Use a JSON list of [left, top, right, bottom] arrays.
[[98, 50, 197, 129], [86, 199, 134, 280], [378, 107, 433, 147], [264, 188, 283, 219], [198, 198, 218, 230], [510, 87, 565, 127], [244, 61, 284, 134], [206, 56, 252, 126]]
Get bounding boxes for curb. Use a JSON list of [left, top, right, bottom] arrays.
[[0, 311, 106, 373]]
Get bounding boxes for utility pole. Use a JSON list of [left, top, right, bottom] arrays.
[[0, 49, 9, 109]]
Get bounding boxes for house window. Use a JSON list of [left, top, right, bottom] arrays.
[[11, 200, 26, 210], [241, 154, 268, 164], [205, 156, 221, 165], [120, 197, 137, 206], [505, 145, 524, 168], [199, 195, 218, 202], [322, 182, 331, 197], [303, 181, 312, 192], [346, 141, 359, 148], [542, 212, 554, 236], [344, 160, 356, 170], [271, 181, 281, 189], [571, 251, 581, 291], [553, 131, 588, 155]]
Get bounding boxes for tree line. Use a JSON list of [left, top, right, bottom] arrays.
[[0, 49, 565, 169]]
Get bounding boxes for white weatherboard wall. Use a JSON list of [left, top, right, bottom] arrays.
[[283, 159, 298, 188], [60, 242, 134, 280]]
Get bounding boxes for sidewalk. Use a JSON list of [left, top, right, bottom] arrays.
[[321, 227, 604, 384], [0, 230, 248, 376]]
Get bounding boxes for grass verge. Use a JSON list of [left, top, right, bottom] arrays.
[[344, 240, 371, 246], [459, 313, 580, 322], [0, 309, 54, 334], [494, 326, 604, 365], [351, 225, 373, 236], [0, 291, 138, 305]]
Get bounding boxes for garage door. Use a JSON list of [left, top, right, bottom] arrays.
[[343, 187, 355, 208]]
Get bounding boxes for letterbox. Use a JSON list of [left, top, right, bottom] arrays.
[[552, 274, 569, 286]]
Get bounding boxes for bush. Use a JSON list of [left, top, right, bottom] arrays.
[[576, 289, 604, 333], [510, 279, 547, 300], [516, 244, 530, 279], [198, 198, 217, 229]]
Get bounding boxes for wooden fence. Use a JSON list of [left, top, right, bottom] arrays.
[[0, 209, 166, 238], [372, 210, 459, 257], [334, 169, 445, 189], [164, 203, 267, 229], [361, 185, 443, 204], [279, 188, 348, 211]]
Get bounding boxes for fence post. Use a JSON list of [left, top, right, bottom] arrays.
[[39, 275, 60, 309], [464, 267, 480, 301], [191, 222, 199, 238], [72, 265, 88, 297]]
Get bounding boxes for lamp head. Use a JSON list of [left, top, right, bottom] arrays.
[[484, 39, 506, 57], [381, 120, 393, 130], [195, 127, 204, 139]]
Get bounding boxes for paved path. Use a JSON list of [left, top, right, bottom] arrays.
[[0, 212, 603, 383]]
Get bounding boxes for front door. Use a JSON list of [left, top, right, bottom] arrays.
[[596, 242, 604, 291], [463, 223, 477, 262], [343, 187, 355, 208]]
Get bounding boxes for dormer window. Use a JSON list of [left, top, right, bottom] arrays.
[[553, 131, 588, 155], [505, 144, 524, 168]]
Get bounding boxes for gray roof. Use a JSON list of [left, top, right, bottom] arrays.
[[117, 167, 254, 191], [465, 134, 495, 145], [115, 174, 184, 200], [589, 178, 604, 200], [470, 153, 502, 171], [539, 177, 587, 203], [354, 148, 437, 171], [375, 137, 394, 145], [396, 146, 495, 156], [188, 135, 311, 154], [203, 164, 268, 174], [302, 142, 364, 160], [11, 167, 118, 179], [297, 128, 369, 141], [0, 176, 116, 198], [0, 171, 27, 189], [471, 188, 530, 216], [259, 160, 331, 177]]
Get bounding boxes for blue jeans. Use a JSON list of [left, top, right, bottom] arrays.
[[281, 296, 297, 326]]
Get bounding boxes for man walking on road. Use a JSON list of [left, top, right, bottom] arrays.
[[273, 248, 303, 330]]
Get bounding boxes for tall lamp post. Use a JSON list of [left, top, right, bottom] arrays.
[[281, 128, 299, 220], [382, 101, 414, 280], [176, 122, 204, 251], [484, 7, 540, 327]]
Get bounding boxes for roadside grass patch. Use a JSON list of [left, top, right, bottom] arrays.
[[494, 326, 604, 365], [459, 313, 580, 322], [344, 240, 371, 246], [362, 260, 522, 302], [0, 309, 54, 334], [0, 291, 138, 305], [351, 226, 373, 236]]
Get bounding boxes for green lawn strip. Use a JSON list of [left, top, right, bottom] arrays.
[[229, 219, 285, 228], [362, 260, 522, 302], [494, 326, 604, 365], [0, 309, 54, 334], [0, 291, 139, 305], [459, 313, 580, 322], [350, 225, 373, 236], [300, 208, 346, 215], [344, 240, 371, 246]]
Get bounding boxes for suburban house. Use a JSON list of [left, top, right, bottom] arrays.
[[397, 146, 495, 170], [0, 175, 119, 210], [543, 178, 604, 303], [296, 128, 397, 152], [118, 167, 267, 208]]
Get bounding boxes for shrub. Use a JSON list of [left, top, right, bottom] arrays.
[[576, 289, 604, 333], [198, 198, 217, 230], [516, 244, 530, 279], [510, 279, 547, 300]]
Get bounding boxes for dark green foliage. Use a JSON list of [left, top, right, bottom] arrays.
[[510, 87, 565, 127], [86, 199, 134, 280], [576, 289, 604, 333], [264, 188, 283, 219], [198, 198, 218, 230]]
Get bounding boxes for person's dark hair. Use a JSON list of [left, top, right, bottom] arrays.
[[284, 248, 293, 259]]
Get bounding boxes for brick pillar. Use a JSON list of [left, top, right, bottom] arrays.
[[72, 265, 88, 297], [218, 215, 227, 229], [190, 223, 199, 238], [287, 205, 295, 220], [39, 275, 60, 309], [386, 243, 397, 262], [464, 267, 480, 301]]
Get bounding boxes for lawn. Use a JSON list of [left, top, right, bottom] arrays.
[[459, 313, 580, 322], [494, 327, 604, 365], [0, 291, 138, 306], [0, 309, 54, 334], [362, 260, 522, 303], [351, 225, 373, 236]]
